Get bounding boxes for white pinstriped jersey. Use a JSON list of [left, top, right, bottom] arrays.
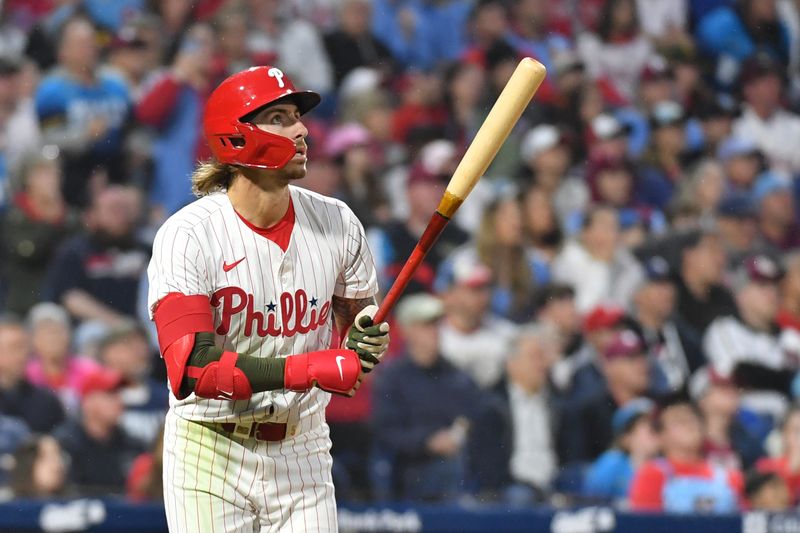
[[147, 186, 378, 425]]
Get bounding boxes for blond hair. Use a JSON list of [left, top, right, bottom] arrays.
[[190, 161, 241, 196]]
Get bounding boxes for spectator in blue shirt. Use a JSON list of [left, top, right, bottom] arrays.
[[35, 16, 131, 207], [583, 397, 660, 501]]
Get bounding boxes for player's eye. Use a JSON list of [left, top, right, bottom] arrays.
[[269, 114, 283, 125]]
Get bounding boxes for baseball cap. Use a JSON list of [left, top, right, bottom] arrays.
[[612, 397, 654, 438], [28, 302, 70, 329], [0, 56, 21, 77], [716, 137, 760, 162], [449, 254, 492, 288], [395, 293, 445, 326], [717, 193, 756, 219], [740, 254, 784, 284], [695, 95, 738, 120], [602, 329, 645, 360], [407, 140, 457, 187], [591, 113, 630, 140], [324, 123, 370, 158], [752, 171, 792, 205], [110, 25, 148, 50], [520, 124, 564, 161], [79, 368, 125, 399], [583, 304, 625, 333], [640, 56, 672, 82], [642, 255, 672, 282], [650, 100, 685, 129], [552, 49, 584, 77], [740, 53, 784, 86], [688, 366, 735, 401]]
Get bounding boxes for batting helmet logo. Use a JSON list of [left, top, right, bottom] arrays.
[[203, 66, 321, 169]]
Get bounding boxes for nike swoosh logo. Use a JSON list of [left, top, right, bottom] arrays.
[[222, 257, 245, 272], [336, 355, 346, 381]]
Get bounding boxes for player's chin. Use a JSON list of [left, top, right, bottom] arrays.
[[282, 161, 307, 181]]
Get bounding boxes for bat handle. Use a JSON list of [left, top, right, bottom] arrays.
[[373, 212, 450, 324]]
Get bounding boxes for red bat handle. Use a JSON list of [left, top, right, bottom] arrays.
[[373, 211, 450, 324]]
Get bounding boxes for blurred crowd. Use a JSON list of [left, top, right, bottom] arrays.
[[1, 0, 800, 515]]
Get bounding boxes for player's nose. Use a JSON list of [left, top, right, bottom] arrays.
[[291, 118, 308, 141]]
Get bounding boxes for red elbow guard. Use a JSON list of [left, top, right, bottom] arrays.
[[284, 349, 361, 395], [153, 292, 252, 400]]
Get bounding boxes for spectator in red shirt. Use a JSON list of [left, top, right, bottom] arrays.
[[629, 396, 744, 513], [756, 407, 800, 504]]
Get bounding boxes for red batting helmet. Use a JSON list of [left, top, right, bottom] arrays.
[[203, 66, 321, 169]]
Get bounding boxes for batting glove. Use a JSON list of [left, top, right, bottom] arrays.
[[346, 305, 390, 373]]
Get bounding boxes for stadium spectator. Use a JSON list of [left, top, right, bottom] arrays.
[[242, 0, 333, 94], [441, 61, 486, 149], [733, 54, 800, 174], [745, 468, 791, 511], [552, 206, 643, 313], [34, 16, 131, 207], [559, 329, 652, 465], [372, 293, 481, 502], [689, 367, 764, 470], [437, 254, 517, 389], [323, 0, 394, 87], [638, 101, 693, 210], [1, 152, 79, 315], [717, 136, 763, 195], [126, 424, 163, 502], [95, 322, 167, 446], [752, 171, 800, 252], [534, 284, 581, 356], [25, 303, 100, 414], [629, 396, 743, 513], [577, 0, 655, 103], [325, 122, 389, 228], [756, 407, 800, 503], [370, 143, 468, 296], [53, 367, 145, 496], [695, 0, 789, 88], [583, 397, 659, 501], [506, 0, 570, 75], [104, 23, 151, 100], [715, 194, 761, 270], [0, 315, 64, 433], [520, 185, 565, 267], [461, 0, 511, 67], [630, 255, 691, 390], [453, 193, 547, 322], [552, 303, 625, 396], [0, 56, 41, 193], [672, 228, 736, 363], [9, 435, 69, 498], [42, 185, 150, 324], [135, 23, 218, 217], [694, 97, 738, 158], [503, 325, 560, 502], [704, 254, 788, 421], [780, 253, 800, 360]]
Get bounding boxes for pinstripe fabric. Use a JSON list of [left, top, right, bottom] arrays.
[[148, 186, 377, 531]]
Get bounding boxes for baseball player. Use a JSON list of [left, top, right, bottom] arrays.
[[147, 66, 390, 532]]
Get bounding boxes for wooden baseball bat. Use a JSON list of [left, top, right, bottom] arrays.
[[374, 58, 547, 324]]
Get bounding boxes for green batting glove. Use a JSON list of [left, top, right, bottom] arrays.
[[345, 305, 390, 373]]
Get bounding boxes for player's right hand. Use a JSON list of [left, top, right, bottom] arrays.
[[284, 349, 362, 397]]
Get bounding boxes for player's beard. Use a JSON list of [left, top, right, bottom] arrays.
[[278, 160, 307, 181]]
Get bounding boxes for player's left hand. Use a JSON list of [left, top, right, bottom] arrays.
[[346, 305, 390, 373]]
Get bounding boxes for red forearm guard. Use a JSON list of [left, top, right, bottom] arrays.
[[284, 349, 361, 395]]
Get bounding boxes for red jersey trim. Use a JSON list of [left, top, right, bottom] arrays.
[[234, 198, 295, 252]]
